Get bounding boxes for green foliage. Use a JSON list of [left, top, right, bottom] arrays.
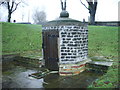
[[2, 22, 42, 55]]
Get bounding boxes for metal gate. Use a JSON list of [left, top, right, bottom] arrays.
[[42, 31, 59, 70]]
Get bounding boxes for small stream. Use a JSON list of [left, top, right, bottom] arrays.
[[2, 57, 105, 88]]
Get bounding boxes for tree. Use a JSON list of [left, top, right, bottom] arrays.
[[0, 0, 26, 22], [80, 0, 98, 25], [33, 9, 47, 25]]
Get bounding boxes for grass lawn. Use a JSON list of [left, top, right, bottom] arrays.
[[88, 26, 118, 88], [1, 22, 42, 55], [1, 22, 119, 88], [88, 26, 118, 60]]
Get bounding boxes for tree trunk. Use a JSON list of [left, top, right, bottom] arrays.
[[89, 11, 95, 25], [8, 12, 11, 22], [87, 1, 97, 25], [80, 0, 97, 25], [7, 2, 11, 22]]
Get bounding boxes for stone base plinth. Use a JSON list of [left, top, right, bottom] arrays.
[[59, 59, 91, 76]]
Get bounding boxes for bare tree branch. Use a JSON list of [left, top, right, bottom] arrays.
[[60, 0, 67, 10], [10, 1, 14, 11], [0, 2, 4, 5], [80, 0, 89, 10], [86, 0, 88, 3], [64, 0, 66, 10], [7, 2, 10, 12], [86, 0, 93, 6], [11, 2, 21, 13], [80, 0, 98, 24], [93, 0, 98, 14], [60, 0, 63, 10], [94, 2, 97, 9]]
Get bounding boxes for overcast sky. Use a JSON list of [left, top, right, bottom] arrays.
[[0, 0, 119, 23]]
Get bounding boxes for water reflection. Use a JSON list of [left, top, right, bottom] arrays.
[[2, 59, 104, 88], [3, 68, 44, 88], [43, 71, 102, 88]]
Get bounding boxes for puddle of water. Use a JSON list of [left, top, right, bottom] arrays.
[[2, 59, 105, 88], [3, 69, 43, 88], [43, 71, 102, 88]]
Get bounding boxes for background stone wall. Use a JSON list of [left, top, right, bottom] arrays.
[[84, 21, 120, 26]]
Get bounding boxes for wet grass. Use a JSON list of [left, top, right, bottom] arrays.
[[20, 49, 42, 59], [88, 26, 118, 60], [88, 26, 118, 88], [2, 22, 42, 55], [88, 62, 118, 88]]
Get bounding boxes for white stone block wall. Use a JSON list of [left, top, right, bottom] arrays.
[[58, 25, 88, 64]]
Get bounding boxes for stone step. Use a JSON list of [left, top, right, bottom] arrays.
[[87, 61, 113, 67]]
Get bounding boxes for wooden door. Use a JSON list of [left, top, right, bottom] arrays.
[[42, 31, 59, 70]]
